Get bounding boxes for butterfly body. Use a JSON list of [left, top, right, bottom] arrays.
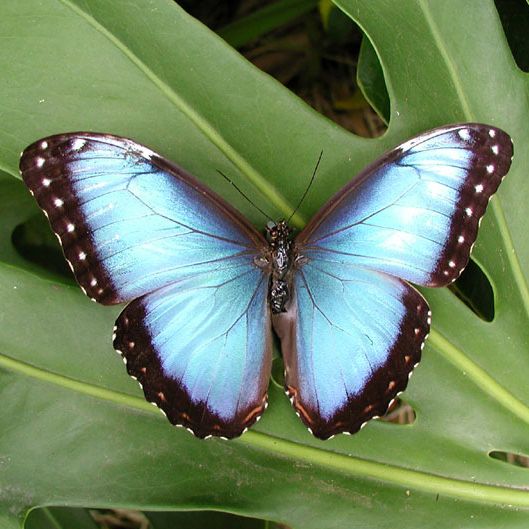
[[19, 124, 513, 440], [264, 220, 296, 314]]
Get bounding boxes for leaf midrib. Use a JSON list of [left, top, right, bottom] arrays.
[[429, 329, 529, 424], [58, 0, 305, 228], [2, 350, 529, 508]]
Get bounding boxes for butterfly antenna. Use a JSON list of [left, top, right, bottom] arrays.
[[216, 170, 273, 221], [287, 150, 323, 224]]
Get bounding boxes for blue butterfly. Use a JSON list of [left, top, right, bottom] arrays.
[[19, 124, 513, 439]]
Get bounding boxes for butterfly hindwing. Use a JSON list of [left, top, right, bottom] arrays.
[[114, 257, 272, 438], [297, 124, 513, 287], [274, 261, 429, 439], [20, 133, 272, 438]]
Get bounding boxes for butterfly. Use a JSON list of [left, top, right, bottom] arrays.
[[19, 123, 513, 440]]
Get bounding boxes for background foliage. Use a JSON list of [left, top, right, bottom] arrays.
[[1, 1, 529, 528]]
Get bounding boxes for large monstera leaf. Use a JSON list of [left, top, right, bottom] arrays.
[[1, 1, 529, 528]]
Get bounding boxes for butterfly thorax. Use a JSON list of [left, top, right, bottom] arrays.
[[265, 220, 294, 314]]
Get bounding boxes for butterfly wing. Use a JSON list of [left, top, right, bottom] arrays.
[[298, 124, 513, 287], [20, 133, 272, 438], [275, 123, 512, 439], [20, 133, 266, 304], [114, 257, 271, 438], [274, 261, 429, 439]]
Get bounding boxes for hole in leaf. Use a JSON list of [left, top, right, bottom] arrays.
[[379, 398, 416, 425], [271, 341, 286, 388], [146, 509, 287, 529], [494, 0, 529, 72], [448, 258, 494, 322], [11, 213, 73, 280], [357, 35, 390, 125], [205, 1, 388, 137], [489, 450, 529, 468], [26, 507, 287, 529]]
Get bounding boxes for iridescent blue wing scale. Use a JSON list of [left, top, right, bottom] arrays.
[[114, 258, 271, 438], [274, 123, 513, 439], [20, 133, 272, 438], [20, 134, 265, 304], [274, 261, 429, 440], [299, 124, 513, 287]]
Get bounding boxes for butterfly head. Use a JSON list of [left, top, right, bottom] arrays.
[[265, 220, 293, 249]]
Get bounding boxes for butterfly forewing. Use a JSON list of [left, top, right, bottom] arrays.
[[20, 133, 272, 438], [298, 124, 513, 287], [20, 133, 266, 304]]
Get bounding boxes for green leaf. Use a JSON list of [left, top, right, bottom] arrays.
[[0, 514, 22, 529], [218, 0, 319, 48], [1, 0, 529, 528]]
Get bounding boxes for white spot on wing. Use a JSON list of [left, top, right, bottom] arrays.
[[67, 223, 75, 233], [465, 207, 473, 217], [54, 198, 64, 207], [36, 157, 45, 168], [42, 178, 51, 187], [40, 141, 48, 150], [458, 129, 471, 141], [78, 251, 86, 260], [486, 164, 494, 174], [491, 145, 499, 155], [71, 138, 87, 151], [489, 129, 496, 138], [475, 184, 484, 193]]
